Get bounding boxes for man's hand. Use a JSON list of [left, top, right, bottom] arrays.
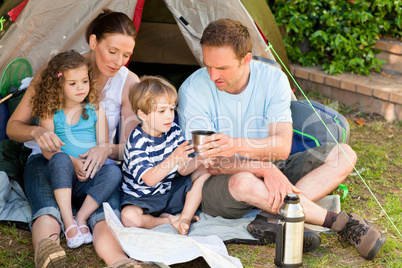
[[261, 167, 301, 213], [198, 133, 236, 157]]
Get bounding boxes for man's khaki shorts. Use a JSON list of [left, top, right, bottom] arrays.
[[200, 143, 337, 219]]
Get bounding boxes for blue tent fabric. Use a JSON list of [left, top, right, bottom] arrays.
[[0, 96, 9, 141], [152, 209, 261, 244], [0, 171, 31, 229]]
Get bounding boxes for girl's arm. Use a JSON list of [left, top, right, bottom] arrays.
[[6, 66, 65, 151], [41, 116, 88, 181]]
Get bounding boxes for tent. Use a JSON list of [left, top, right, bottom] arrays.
[[0, 0, 349, 156], [0, 0, 292, 93]]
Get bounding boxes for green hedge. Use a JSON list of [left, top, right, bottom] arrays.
[[267, 0, 402, 75]]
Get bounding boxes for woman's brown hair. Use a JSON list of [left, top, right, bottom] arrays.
[[31, 50, 99, 119], [85, 9, 136, 43]]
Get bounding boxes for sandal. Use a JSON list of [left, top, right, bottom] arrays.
[[78, 224, 93, 244], [64, 221, 84, 249]]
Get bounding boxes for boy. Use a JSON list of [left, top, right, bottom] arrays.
[[120, 75, 210, 235]]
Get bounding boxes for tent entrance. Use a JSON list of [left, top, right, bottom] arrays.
[[129, 62, 199, 90]]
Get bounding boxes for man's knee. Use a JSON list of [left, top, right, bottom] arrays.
[[341, 144, 357, 165], [228, 172, 259, 200], [330, 143, 357, 166]]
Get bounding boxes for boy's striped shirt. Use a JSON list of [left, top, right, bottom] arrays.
[[121, 123, 184, 198]]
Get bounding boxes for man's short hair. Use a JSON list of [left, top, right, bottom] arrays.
[[200, 18, 252, 60], [129, 75, 177, 115]]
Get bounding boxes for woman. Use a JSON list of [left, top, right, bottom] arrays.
[[6, 10, 148, 267]]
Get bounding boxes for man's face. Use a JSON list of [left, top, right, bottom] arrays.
[[202, 45, 250, 94]]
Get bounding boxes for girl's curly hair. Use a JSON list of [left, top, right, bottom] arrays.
[[31, 50, 99, 119]]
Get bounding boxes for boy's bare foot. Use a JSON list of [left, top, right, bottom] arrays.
[[160, 213, 173, 218], [171, 215, 200, 235]]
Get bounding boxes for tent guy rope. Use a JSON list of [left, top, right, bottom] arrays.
[[265, 43, 402, 239]]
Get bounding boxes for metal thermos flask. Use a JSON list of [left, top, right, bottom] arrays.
[[274, 193, 305, 267]]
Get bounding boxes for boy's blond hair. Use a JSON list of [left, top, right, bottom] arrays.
[[129, 75, 177, 116]]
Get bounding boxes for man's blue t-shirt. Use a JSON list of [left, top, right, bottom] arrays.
[[178, 60, 292, 141]]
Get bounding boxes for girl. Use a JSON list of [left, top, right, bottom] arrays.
[[30, 50, 122, 249], [8, 10, 141, 267]]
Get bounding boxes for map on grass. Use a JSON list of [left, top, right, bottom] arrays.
[[103, 203, 243, 268]]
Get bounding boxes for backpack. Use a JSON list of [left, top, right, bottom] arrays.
[[290, 100, 350, 155]]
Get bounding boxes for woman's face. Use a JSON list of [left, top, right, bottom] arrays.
[[91, 33, 135, 78]]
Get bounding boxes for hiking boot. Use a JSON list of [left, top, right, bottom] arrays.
[[331, 211, 387, 260], [106, 258, 160, 268], [34, 238, 67, 268], [247, 214, 321, 253]]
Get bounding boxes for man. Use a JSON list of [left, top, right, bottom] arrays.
[[178, 18, 386, 260]]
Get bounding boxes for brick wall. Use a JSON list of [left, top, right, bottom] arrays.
[[290, 64, 402, 121]]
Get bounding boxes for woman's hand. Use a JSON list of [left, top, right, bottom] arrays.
[[32, 127, 65, 152], [79, 145, 110, 179]]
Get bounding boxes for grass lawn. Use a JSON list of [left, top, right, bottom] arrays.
[[1, 99, 401, 267]]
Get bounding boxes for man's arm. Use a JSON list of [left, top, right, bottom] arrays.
[[198, 122, 293, 161]]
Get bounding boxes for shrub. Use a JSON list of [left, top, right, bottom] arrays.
[[267, 0, 402, 75]]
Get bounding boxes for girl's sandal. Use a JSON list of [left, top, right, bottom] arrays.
[[78, 224, 93, 244], [64, 222, 84, 249]]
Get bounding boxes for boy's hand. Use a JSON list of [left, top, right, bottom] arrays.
[[170, 141, 194, 165]]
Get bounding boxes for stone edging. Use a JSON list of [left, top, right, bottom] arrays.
[[290, 63, 402, 121]]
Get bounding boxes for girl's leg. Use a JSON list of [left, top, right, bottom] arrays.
[[73, 164, 121, 233], [121, 205, 171, 229], [54, 188, 76, 236], [45, 153, 77, 236], [74, 195, 99, 235], [172, 166, 210, 235]]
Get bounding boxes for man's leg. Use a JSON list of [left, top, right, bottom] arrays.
[[275, 143, 357, 202], [295, 143, 357, 201], [228, 172, 327, 225], [229, 171, 385, 260]]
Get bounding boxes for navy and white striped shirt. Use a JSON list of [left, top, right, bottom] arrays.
[[121, 123, 184, 198]]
